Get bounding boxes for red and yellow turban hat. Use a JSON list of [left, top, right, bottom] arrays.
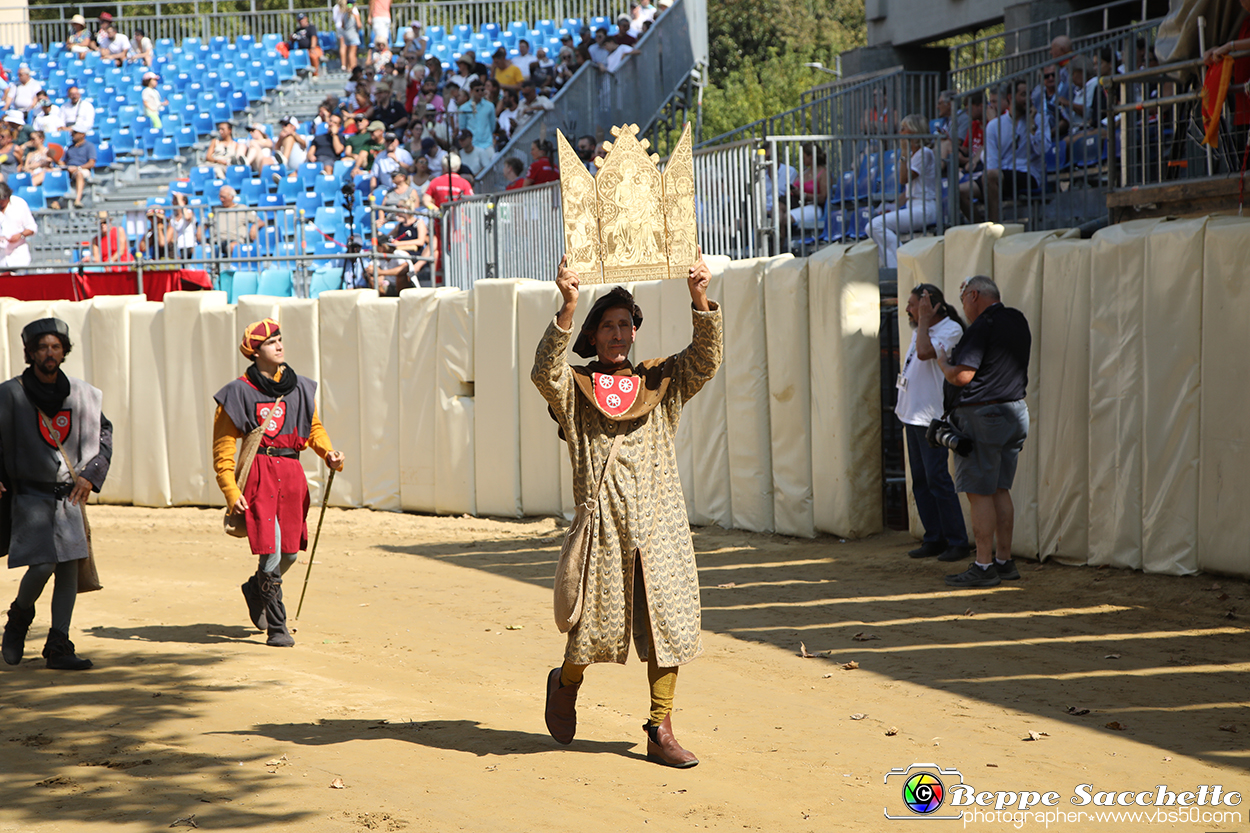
[[239, 318, 280, 359]]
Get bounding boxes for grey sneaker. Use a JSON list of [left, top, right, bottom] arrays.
[[994, 558, 1021, 580], [944, 562, 1001, 588]]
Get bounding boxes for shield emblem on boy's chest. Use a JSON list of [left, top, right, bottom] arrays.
[[255, 401, 286, 436], [38, 410, 72, 449], [592, 372, 639, 417]]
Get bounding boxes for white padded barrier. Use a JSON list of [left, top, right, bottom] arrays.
[[317, 290, 370, 507], [356, 295, 401, 510], [1037, 239, 1093, 562], [515, 280, 567, 517], [1198, 216, 1250, 577], [719, 257, 774, 533], [992, 229, 1076, 557], [435, 289, 476, 515], [472, 279, 523, 517], [686, 262, 732, 528], [1141, 218, 1205, 575], [1087, 219, 1161, 569], [197, 299, 237, 507], [128, 302, 172, 507], [763, 255, 815, 538], [86, 296, 146, 504], [48, 300, 92, 383], [6, 301, 56, 378], [398, 287, 455, 513], [941, 222, 1021, 302], [809, 241, 883, 538]]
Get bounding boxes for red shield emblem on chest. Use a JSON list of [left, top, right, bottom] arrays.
[[255, 401, 286, 437], [38, 410, 72, 449], [593, 372, 639, 417]]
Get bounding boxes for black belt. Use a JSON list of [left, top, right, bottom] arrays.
[[260, 447, 300, 459], [955, 398, 1018, 408], [13, 480, 73, 498]]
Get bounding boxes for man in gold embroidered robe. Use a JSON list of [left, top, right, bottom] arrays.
[[531, 252, 721, 768]]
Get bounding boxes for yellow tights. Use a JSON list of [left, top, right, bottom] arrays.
[[560, 654, 678, 726]]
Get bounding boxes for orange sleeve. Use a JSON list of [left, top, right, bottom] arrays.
[[308, 407, 334, 460], [212, 405, 244, 507]]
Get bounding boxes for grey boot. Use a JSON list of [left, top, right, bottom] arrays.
[[2, 602, 35, 665], [241, 571, 270, 631], [42, 628, 93, 671], [263, 572, 294, 648]]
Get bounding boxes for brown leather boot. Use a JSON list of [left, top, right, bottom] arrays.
[[544, 667, 581, 744], [645, 713, 698, 768]]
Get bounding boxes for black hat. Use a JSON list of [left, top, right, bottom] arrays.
[[21, 317, 71, 350], [572, 286, 643, 358]]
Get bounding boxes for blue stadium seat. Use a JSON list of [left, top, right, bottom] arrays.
[[224, 165, 250, 190], [111, 129, 136, 155], [172, 125, 196, 150], [258, 267, 293, 297], [309, 266, 343, 298], [16, 186, 45, 209], [295, 190, 321, 216], [95, 143, 116, 167], [481, 22, 501, 39], [261, 33, 282, 50], [314, 174, 340, 205], [277, 174, 304, 202], [237, 34, 256, 51], [230, 268, 259, 301], [10, 172, 29, 188], [563, 18, 582, 32], [240, 177, 266, 205], [426, 25, 445, 44], [243, 78, 265, 103], [309, 237, 341, 269], [192, 111, 213, 136], [41, 169, 69, 199], [168, 180, 194, 198], [333, 158, 354, 182], [508, 21, 528, 39], [188, 166, 216, 194], [289, 49, 309, 71], [227, 90, 248, 112], [297, 162, 320, 188]]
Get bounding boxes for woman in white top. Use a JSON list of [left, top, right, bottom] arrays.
[[868, 113, 942, 268], [339, 0, 362, 71], [141, 72, 165, 129], [168, 192, 202, 258]]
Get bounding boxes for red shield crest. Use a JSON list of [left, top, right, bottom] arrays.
[[38, 410, 72, 449], [255, 401, 286, 437], [592, 372, 639, 417]]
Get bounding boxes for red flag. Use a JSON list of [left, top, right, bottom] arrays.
[[1202, 55, 1235, 148]]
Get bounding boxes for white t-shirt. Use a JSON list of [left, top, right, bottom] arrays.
[[458, 144, 492, 176], [141, 86, 162, 113], [895, 316, 963, 427], [61, 97, 95, 131], [905, 146, 940, 205], [605, 45, 633, 74], [512, 52, 538, 80], [13, 80, 42, 111], [32, 106, 65, 132], [171, 213, 197, 251], [0, 195, 37, 268], [106, 33, 131, 58]]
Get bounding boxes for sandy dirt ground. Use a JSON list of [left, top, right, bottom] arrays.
[[2, 505, 1248, 832]]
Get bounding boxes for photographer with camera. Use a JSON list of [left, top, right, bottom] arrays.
[[898, 284, 970, 563], [930, 275, 1030, 589]]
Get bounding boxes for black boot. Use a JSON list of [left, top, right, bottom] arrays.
[[241, 571, 270, 631], [42, 628, 93, 670], [263, 572, 294, 648], [2, 602, 35, 665]]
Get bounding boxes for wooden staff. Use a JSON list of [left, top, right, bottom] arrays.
[[295, 468, 335, 619]]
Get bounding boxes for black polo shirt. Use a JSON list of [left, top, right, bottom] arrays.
[[949, 302, 1030, 405]]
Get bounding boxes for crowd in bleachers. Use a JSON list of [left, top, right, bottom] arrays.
[[776, 34, 1161, 266]]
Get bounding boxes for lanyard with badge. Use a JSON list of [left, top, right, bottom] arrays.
[[897, 339, 917, 391]]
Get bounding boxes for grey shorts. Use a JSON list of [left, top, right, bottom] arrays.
[[950, 399, 1029, 496]]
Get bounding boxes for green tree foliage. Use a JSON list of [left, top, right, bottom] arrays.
[[703, 0, 866, 138]]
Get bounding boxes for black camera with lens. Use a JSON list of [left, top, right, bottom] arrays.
[[926, 418, 974, 457]]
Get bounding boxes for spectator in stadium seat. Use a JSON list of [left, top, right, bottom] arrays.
[[372, 83, 409, 137], [522, 138, 559, 187], [492, 49, 524, 93], [868, 114, 941, 268], [87, 211, 133, 271], [419, 135, 446, 176], [60, 86, 94, 133], [275, 116, 308, 171], [0, 181, 37, 268], [410, 154, 433, 193], [935, 90, 969, 161], [413, 78, 444, 130], [128, 28, 154, 66], [598, 38, 634, 74], [67, 14, 92, 58], [513, 39, 539, 80], [142, 207, 175, 261], [959, 80, 1043, 224], [169, 192, 202, 259], [60, 126, 95, 209], [0, 123, 21, 184], [141, 72, 165, 130], [369, 235, 411, 296], [422, 153, 474, 209], [291, 13, 323, 77], [503, 157, 526, 190], [533, 47, 556, 89], [424, 54, 444, 89], [484, 77, 503, 109], [20, 130, 54, 188], [389, 205, 433, 287], [1035, 64, 1070, 141], [370, 132, 413, 192], [31, 93, 63, 134], [447, 56, 479, 94], [381, 169, 419, 212], [956, 92, 986, 175], [206, 121, 246, 176], [370, 39, 392, 77], [861, 85, 899, 134], [5, 67, 41, 114], [787, 143, 828, 231], [1033, 35, 1073, 112], [516, 80, 553, 129], [95, 12, 113, 48], [308, 114, 347, 174], [102, 25, 130, 67], [459, 81, 496, 152], [350, 87, 375, 124], [212, 186, 259, 257], [350, 120, 386, 175], [496, 90, 521, 137], [575, 134, 598, 173], [242, 123, 278, 173], [399, 28, 421, 64], [588, 29, 611, 65], [455, 129, 492, 180]]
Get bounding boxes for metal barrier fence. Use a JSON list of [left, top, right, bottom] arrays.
[[6, 0, 626, 51], [694, 139, 760, 260], [702, 68, 943, 151], [474, 0, 695, 192], [24, 203, 434, 297]]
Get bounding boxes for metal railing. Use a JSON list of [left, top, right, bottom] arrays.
[[6, 0, 628, 51], [473, 0, 695, 192], [700, 68, 942, 151]]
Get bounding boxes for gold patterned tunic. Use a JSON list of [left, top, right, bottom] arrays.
[[531, 304, 723, 667]]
